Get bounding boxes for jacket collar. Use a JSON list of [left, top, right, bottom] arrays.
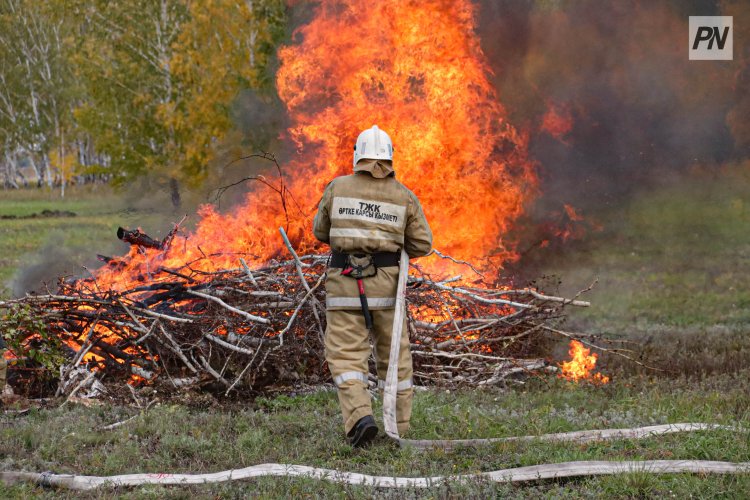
[[353, 159, 395, 179]]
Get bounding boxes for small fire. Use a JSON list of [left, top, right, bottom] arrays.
[[545, 203, 590, 244], [540, 102, 573, 143], [563, 204, 583, 222], [558, 340, 609, 384]]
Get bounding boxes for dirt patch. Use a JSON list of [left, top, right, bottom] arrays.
[[0, 209, 77, 220]]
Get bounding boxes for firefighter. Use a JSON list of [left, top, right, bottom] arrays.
[[313, 125, 432, 447]]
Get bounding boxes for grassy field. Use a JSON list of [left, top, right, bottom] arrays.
[[538, 163, 750, 333], [2, 168, 750, 497], [1, 376, 749, 498], [0, 185, 176, 297]]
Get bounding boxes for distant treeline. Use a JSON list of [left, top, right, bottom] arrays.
[[0, 0, 286, 197]]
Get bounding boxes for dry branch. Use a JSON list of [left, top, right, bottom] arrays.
[[0, 238, 599, 397]]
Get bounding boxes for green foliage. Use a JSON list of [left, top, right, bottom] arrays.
[[71, 0, 189, 186], [166, 0, 286, 185], [0, 0, 288, 191], [0, 0, 82, 188], [71, 0, 287, 189], [1, 303, 64, 370]]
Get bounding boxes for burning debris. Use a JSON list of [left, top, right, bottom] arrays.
[[0, 225, 596, 399], [0, 0, 615, 399], [558, 339, 609, 385], [1, 0, 547, 394]]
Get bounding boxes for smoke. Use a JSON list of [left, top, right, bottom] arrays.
[[477, 0, 746, 217], [12, 233, 116, 297]]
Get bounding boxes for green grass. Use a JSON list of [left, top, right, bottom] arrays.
[[3, 168, 750, 496], [538, 163, 750, 333], [1, 374, 749, 498], [0, 186, 170, 297]]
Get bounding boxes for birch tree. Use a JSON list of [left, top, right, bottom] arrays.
[[165, 0, 285, 185], [72, 0, 188, 200], [0, 0, 71, 189], [0, 0, 287, 194]]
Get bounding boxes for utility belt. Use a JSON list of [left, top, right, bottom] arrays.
[[328, 250, 400, 330], [329, 250, 400, 271]]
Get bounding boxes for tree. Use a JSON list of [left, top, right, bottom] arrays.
[[0, 0, 80, 191], [0, 0, 288, 194], [165, 0, 285, 186], [72, 0, 285, 202], [72, 0, 189, 197]]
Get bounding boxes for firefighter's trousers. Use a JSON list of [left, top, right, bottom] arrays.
[[325, 308, 413, 436]]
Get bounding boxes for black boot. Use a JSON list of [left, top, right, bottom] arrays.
[[347, 415, 378, 448]]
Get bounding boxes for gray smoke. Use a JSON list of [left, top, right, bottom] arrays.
[[11, 232, 118, 297], [477, 0, 744, 214]]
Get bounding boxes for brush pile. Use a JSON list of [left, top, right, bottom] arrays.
[[0, 230, 591, 399]]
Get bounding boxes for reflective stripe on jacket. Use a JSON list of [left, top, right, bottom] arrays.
[[313, 170, 432, 310]]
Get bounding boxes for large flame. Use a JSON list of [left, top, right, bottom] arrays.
[[89, 0, 536, 293]]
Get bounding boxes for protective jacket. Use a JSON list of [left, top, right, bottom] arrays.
[[313, 162, 432, 311]]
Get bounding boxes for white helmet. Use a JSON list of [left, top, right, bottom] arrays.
[[353, 125, 393, 167]]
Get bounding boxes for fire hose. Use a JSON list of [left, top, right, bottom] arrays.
[[1, 249, 749, 490], [381, 249, 409, 439]]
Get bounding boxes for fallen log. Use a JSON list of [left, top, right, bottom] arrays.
[[116, 216, 186, 251]]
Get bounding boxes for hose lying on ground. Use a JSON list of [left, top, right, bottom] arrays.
[[1, 456, 749, 490]]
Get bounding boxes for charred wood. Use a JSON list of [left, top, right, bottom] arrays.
[[117, 227, 164, 250]]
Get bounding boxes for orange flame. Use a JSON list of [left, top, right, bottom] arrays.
[[82, 0, 536, 295], [549, 203, 589, 243], [563, 204, 583, 222], [540, 102, 573, 143], [275, 0, 537, 273], [558, 340, 609, 384]]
